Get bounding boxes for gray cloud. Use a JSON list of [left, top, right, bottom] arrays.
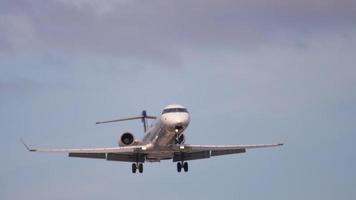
[[1, 0, 355, 65]]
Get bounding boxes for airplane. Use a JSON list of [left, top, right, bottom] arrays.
[[22, 104, 283, 173]]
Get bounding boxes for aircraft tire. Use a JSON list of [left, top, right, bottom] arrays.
[[132, 163, 137, 173], [177, 162, 182, 172], [183, 162, 188, 172], [138, 163, 143, 173]]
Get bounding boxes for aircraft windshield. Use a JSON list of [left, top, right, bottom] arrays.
[[162, 108, 188, 114]]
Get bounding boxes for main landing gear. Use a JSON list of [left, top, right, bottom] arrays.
[[177, 162, 188, 173], [132, 163, 144, 173]]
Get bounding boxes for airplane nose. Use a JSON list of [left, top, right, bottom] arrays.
[[161, 113, 190, 130], [175, 117, 187, 125]]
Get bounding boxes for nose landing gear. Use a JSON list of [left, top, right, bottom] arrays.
[[174, 125, 184, 133]]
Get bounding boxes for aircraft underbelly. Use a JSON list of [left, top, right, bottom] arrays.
[[155, 128, 176, 146], [145, 128, 177, 161], [146, 152, 173, 162]]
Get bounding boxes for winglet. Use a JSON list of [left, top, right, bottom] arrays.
[[20, 139, 36, 152]]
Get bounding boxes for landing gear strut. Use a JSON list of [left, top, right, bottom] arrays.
[[177, 162, 188, 173], [132, 163, 144, 174]]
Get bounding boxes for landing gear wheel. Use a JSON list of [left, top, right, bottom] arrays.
[[138, 163, 143, 173], [132, 163, 137, 173], [183, 162, 188, 172], [177, 162, 182, 172]]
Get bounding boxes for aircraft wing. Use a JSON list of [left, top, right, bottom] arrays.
[[181, 143, 283, 151], [171, 143, 283, 162], [21, 140, 142, 153], [21, 140, 146, 162]]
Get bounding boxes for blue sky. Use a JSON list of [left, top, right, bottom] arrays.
[[1, 0, 356, 199]]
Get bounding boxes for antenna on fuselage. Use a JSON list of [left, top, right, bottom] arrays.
[[96, 110, 156, 133]]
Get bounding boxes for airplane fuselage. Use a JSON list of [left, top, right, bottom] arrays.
[[141, 104, 190, 161]]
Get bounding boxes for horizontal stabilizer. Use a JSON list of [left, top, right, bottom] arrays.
[[96, 116, 156, 124], [96, 110, 157, 133]]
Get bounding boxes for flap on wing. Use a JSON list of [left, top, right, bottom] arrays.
[[173, 151, 210, 162], [69, 153, 106, 159], [211, 149, 246, 156], [107, 153, 145, 163], [172, 149, 247, 162]]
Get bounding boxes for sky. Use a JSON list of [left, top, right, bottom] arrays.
[[1, 0, 356, 199]]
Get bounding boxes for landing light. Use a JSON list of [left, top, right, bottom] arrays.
[[175, 129, 179, 133]]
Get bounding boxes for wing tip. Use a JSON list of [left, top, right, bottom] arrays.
[[20, 139, 36, 152]]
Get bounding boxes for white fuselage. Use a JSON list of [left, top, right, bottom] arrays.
[[141, 105, 190, 161]]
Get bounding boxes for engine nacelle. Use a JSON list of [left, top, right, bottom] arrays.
[[119, 132, 135, 146], [175, 134, 185, 144]]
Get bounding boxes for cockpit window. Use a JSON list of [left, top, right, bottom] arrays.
[[162, 108, 188, 114]]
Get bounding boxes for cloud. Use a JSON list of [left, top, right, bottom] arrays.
[[0, 13, 37, 52], [52, 0, 131, 15], [0, 0, 355, 66]]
